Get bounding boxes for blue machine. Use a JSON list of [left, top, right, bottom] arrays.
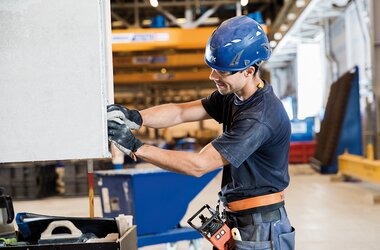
[[248, 11, 264, 24], [290, 117, 314, 142], [95, 168, 220, 247], [174, 138, 197, 152], [150, 15, 166, 28]]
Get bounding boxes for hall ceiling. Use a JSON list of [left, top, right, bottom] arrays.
[[110, 0, 285, 29]]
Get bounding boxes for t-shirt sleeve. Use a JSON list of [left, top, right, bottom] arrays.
[[201, 91, 223, 123], [212, 118, 272, 167]]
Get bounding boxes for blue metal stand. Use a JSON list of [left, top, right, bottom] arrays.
[[312, 66, 363, 173], [96, 168, 220, 247], [138, 227, 200, 247]]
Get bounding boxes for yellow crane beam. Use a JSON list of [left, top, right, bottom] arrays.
[[113, 53, 205, 68], [114, 68, 211, 84], [112, 27, 215, 52]]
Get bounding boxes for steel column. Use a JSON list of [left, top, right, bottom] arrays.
[[370, 0, 380, 158]]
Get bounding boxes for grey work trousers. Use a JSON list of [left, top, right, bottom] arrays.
[[225, 206, 295, 250]]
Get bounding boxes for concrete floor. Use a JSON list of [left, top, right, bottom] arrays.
[[12, 164, 380, 250]]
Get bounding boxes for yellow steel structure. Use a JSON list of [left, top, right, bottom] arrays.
[[111, 26, 270, 84], [114, 68, 211, 84], [112, 27, 215, 52], [113, 53, 205, 68], [338, 150, 380, 184]]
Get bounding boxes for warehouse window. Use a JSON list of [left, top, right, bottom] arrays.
[[297, 42, 325, 119]]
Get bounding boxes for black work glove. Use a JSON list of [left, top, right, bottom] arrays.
[[108, 120, 144, 160], [107, 104, 142, 130]]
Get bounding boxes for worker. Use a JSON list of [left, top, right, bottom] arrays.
[[107, 15, 295, 250]]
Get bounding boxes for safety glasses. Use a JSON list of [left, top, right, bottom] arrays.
[[212, 62, 261, 77], [214, 69, 241, 77]]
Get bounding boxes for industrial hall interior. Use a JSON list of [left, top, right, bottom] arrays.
[[1, 0, 380, 249]]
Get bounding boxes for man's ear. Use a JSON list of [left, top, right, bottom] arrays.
[[244, 66, 256, 77]]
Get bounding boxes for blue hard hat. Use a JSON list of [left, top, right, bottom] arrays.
[[205, 15, 271, 71]]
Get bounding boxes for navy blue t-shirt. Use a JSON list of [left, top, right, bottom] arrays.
[[201, 83, 291, 202]]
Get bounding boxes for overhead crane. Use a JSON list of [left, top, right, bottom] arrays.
[[111, 27, 215, 85]]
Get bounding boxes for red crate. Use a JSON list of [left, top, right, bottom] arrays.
[[289, 141, 316, 164]]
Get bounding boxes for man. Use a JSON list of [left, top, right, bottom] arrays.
[[108, 15, 295, 249]]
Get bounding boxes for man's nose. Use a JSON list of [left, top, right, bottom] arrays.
[[209, 69, 219, 81]]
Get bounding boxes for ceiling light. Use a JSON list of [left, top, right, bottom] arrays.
[[176, 18, 186, 24], [142, 19, 152, 25], [296, 0, 306, 8], [287, 13, 297, 21], [112, 21, 124, 27], [280, 24, 289, 32], [274, 32, 282, 40], [270, 40, 277, 48], [150, 0, 158, 8], [240, 0, 249, 7]]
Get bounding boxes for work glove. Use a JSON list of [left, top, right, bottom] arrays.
[[107, 104, 142, 130], [108, 120, 144, 160]]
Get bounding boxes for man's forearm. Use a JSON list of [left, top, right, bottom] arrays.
[[140, 103, 183, 129], [135, 144, 223, 177], [140, 100, 210, 129]]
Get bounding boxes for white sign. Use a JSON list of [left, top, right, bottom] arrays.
[[112, 32, 170, 43]]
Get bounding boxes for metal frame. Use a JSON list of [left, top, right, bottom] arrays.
[[265, 0, 348, 69], [370, 0, 380, 158], [110, 0, 281, 28]]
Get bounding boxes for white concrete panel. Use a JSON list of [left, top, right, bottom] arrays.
[[0, 0, 113, 162]]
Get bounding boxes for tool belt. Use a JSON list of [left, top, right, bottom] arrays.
[[226, 191, 285, 212]]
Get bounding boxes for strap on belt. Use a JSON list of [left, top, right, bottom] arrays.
[[226, 191, 285, 212]]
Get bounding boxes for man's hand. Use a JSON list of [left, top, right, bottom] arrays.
[[108, 120, 144, 160], [107, 104, 142, 130]]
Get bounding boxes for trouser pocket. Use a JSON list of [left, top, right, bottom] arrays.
[[278, 227, 295, 250], [234, 239, 272, 250]]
